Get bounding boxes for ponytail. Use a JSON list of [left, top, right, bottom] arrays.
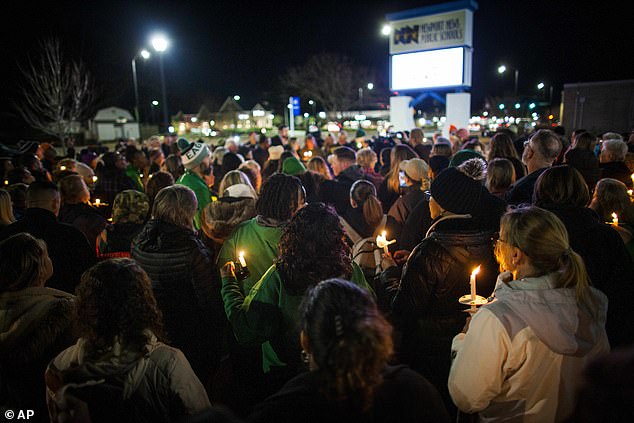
[[351, 180, 383, 230], [362, 196, 383, 230], [559, 250, 598, 320]]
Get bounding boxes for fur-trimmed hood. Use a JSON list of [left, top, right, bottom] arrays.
[[0, 287, 76, 364], [201, 197, 256, 241]]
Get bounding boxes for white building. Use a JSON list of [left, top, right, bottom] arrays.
[[91, 107, 140, 141]]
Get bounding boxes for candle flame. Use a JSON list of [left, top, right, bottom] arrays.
[[612, 212, 618, 220], [239, 251, 244, 259], [60, 166, 67, 171], [95, 198, 101, 205], [472, 265, 481, 276], [382, 230, 386, 238], [92, 176, 98, 182]]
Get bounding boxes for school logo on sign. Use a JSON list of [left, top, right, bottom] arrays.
[[394, 25, 419, 45]]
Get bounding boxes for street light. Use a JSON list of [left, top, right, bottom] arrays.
[[367, 82, 374, 90], [151, 33, 169, 132], [233, 95, 241, 101], [131, 49, 151, 125], [537, 82, 545, 90], [497, 64, 519, 98], [381, 24, 392, 36]]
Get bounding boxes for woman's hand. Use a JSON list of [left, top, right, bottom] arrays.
[[392, 250, 411, 266], [221, 261, 236, 279]]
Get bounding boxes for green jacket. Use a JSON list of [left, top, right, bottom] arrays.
[[217, 217, 283, 295], [177, 170, 213, 230], [221, 262, 372, 373], [125, 165, 144, 192]]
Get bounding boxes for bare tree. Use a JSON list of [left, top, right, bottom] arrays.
[[282, 53, 373, 115], [15, 38, 94, 149]]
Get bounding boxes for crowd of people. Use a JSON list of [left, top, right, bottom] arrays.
[[1, 124, 634, 422]]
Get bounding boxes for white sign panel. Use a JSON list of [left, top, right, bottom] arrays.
[[391, 47, 471, 91], [390, 9, 473, 54]]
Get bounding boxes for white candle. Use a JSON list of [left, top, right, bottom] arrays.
[[238, 251, 247, 267], [376, 230, 395, 255], [92, 175, 98, 183], [470, 266, 481, 302], [95, 198, 101, 206], [612, 213, 619, 226]]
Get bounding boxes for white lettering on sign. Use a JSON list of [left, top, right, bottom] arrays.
[[390, 9, 473, 54]]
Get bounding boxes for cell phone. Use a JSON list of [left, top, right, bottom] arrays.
[[399, 171, 407, 187]]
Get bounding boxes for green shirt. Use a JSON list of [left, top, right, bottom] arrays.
[[125, 164, 144, 192], [221, 262, 372, 373], [217, 217, 283, 295], [177, 170, 213, 230]]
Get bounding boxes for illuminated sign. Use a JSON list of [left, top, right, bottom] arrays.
[[391, 47, 471, 91]]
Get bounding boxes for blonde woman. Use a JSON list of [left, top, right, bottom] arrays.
[[449, 206, 609, 422], [0, 189, 15, 227], [377, 144, 417, 213], [307, 156, 333, 180]]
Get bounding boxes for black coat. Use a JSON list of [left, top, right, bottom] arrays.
[[319, 165, 366, 216], [58, 203, 107, 250], [599, 161, 633, 188], [0, 208, 96, 294], [506, 167, 548, 206], [131, 219, 226, 382], [248, 365, 450, 423], [391, 216, 498, 412], [565, 149, 601, 191], [541, 204, 634, 347]]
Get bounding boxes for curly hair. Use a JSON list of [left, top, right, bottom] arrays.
[[276, 203, 352, 295], [76, 258, 165, 350], [300, 279, 393, 411]]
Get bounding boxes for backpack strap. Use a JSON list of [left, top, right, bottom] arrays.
[[340, 216, 362, 244]]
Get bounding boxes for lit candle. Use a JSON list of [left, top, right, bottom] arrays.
[[3, 180, 8, 185], [140, 174, 144, 178], [631, 173, 634, 186], [375, 230, 395, 255], [303, 150, 313, 159], [60, 165, 67, 171], [92, 175, 98, 183], [470, 266, 481, 303], [95, 198, 101, 206], [238, 251, 247, 267], [612, 213, 619, 226]]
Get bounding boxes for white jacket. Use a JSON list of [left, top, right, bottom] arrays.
[[448, 272, 609, 423]]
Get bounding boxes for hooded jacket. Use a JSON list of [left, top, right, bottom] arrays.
[[0, 287, 75, 415], [201, 197, 257, 243], [391, 215, 499, 412], [449, 272, 609, 423], [131, 219, 225, 382], [46, 332, 210, 422]]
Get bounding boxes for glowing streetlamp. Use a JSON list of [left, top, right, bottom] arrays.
[[537, 82, 545, 90], [151, 33, 170, 132], [132, 49, 151, 125], [381, 24, 392, 36], [498, 64, 519, 98], [233, 95, 241, 101]]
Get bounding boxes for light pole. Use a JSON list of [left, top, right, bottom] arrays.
[[151, 34, 169, 132], [498, 65, 519, 99], [132, 49, 151, 128]]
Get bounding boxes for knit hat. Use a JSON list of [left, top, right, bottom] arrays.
[[430, 167, 483, 215], [449, 149, 484, 168], [435, 137, 452, 146], [177, 138, 210, 169], [356, 129, 366, 138], [268, 145, 284, 160], [112, 190, 150, 224], [281, 157, 306, 176], [429, 155, 450, 174], [224, 183, 257, 199], [221, 152, 244, 175], [399, 158, 429, 182]]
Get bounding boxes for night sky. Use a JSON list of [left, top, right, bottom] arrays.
[[1, 0, 630, 136]]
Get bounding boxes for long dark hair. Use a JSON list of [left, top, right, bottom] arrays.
[[276, 203, 352, 295], [300, 279, 393, 411], [350, 180, 383, 230], [76, 259, 165, 350]]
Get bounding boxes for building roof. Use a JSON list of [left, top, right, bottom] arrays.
[[93, 107, 135, 122]]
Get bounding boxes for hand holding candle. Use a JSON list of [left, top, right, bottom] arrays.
[[376, 231, 396, 255], [235, 250, 250, 280], [612, 212, 619, 226]]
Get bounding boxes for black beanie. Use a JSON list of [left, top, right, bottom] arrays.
[[431, 167, 483, 214]]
